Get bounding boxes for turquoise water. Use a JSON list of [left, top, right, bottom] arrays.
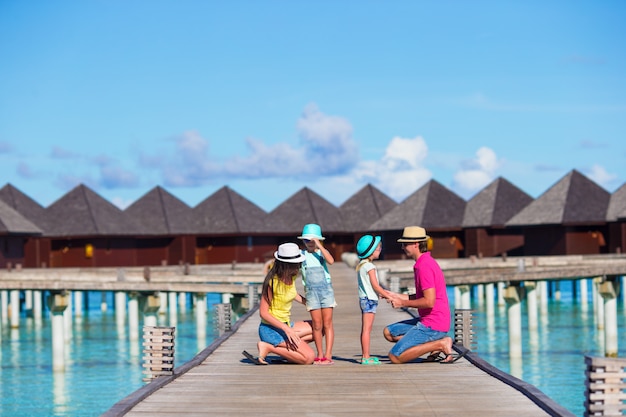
[[467, 280, 626, 417], [0, 292, 224, 417], [1, 283, 624, 417]]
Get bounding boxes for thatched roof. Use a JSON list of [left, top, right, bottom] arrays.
[[607, 183, 626, 221], [0, 183, 47, 229], [265, 187, 344, 234], [193, 186, 268, 234], [0, 199, 42, 235], [369, 180, 466, 231], [124, 186, 194, 235], [463, 177, 533, 227], [506, 170, 610, 226], [44, 184, 136, 237], [339, 184, 398, 232]]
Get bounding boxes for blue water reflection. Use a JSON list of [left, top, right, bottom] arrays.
[[0, 292, 223, 417], [1, 283, 624, 417], [466, 281, 625, 417]]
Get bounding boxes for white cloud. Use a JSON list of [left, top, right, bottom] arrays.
[[452, 146, 500, 196], [586, 164, 617, 189], [147, 104, 360, 186]]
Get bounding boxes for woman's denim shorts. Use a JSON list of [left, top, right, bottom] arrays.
[[258, 322, 291, 346], [387, 318, 447, 357]]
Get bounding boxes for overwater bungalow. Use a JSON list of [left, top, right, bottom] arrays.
[[462, 177, 533, 258], [606, 182, 626, 254], [338, 184, 398, 257], [192, 186, 272, 264], [38, 184, 138, 267], [506, 170, 610, 256], [124, 186, 196, 266], [0, 199, 42, 269], [368, 180, 466, 259], [264, 187, 347, 259], [0, 184, 48, 268]]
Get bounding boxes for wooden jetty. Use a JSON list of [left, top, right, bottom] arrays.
[[104, 261, 574, 417]]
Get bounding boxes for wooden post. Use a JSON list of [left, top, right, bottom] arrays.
[[504, 284, 522, 359], [214, 303, 232, 332], [128, 292, 139, 342], [497, 282, 506, 307], [580, 278, 589, 308], [195, 292, 207, 342], [525, 281, 538, 332], [115, 291, 127, 329], [168, 292, 178, 326], [143, 294, 161, 327], [457, 285, 471, 309], [594, 277, 605, 330], [248, 284, 259, 308], [584, 356, 626, 416], [454, 309, 476, 351], [142, 326, 175, 383], [47, 293, 69, 371], [598, 279, 619, 357], [10, 290, 20, 329]]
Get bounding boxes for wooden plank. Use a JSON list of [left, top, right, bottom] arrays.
[[105, 262, 570, 417]]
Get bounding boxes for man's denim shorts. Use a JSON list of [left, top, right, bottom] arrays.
[[387, 318, 447, 357], [359, 297, 378, 313]]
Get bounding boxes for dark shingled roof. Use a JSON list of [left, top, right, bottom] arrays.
[[369, 180, 466, 231], [193, 186, 268, 234], [506, 170, 610, 226], [124, 186, 194, 235], [607, 183, 626, 221], [339, 184, 398, 232], [0, 183, 47, 229], [44, 184, 137, 237], [463, 177, 534, 227], [0, 199, 42, 235], [265, 187, 344, 234]]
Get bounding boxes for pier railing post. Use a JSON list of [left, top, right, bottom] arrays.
[[454, 309, 476, 351], [142, 326, 175, 383], [584, 355, 626, 416], [214, 303, 232, 333], [247, 284, 259, 308]]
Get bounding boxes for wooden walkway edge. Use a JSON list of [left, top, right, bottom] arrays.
[[103, 262, 575, 417]]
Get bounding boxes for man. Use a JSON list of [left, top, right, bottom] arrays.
[[384, 226, 464, 364]]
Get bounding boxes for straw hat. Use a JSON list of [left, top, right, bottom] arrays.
[[396, 226, 430, 243], [274, 242, 306, 263]]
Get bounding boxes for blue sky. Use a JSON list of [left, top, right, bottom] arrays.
[[1, 1, 625, 212]]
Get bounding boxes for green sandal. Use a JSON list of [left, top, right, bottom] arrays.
[[361, 357, 381, 365]]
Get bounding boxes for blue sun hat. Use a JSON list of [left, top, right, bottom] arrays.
[[356, 235, 382, 259], [298, 223, 325, 241]]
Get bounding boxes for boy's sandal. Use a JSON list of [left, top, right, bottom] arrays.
[[361, 357, 380, 365]]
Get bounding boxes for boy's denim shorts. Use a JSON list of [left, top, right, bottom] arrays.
[[359, 297, 378, 313], [258, 322, 292, 346], [387, 318, 447, 357], [305, 283, 337, 310]]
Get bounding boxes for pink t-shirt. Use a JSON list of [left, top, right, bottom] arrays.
[[413, 252, 450, 332]]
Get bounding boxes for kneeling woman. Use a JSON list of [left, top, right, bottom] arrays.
[[243, 243, 315, 365]]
